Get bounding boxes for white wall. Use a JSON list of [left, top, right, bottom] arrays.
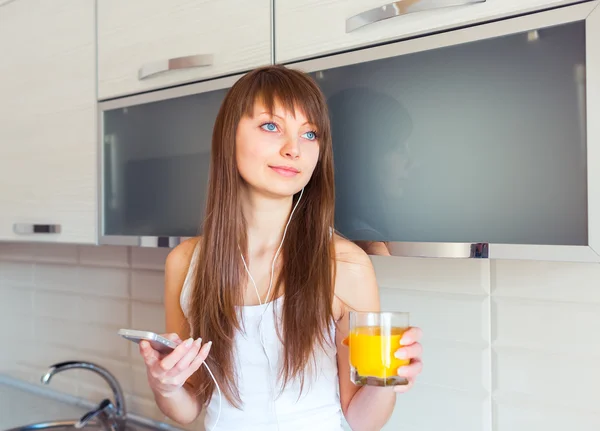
[[0, 243, 180, 427], [373, 255, 600, 431], [0, 242, 599, 430]]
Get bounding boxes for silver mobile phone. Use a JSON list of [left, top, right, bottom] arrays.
[[118, 329, 179, 354]]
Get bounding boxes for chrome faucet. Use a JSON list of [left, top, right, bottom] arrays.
[[41, 361, 127, 431]]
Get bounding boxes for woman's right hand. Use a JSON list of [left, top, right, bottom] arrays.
[[139, 333, 212, 397]]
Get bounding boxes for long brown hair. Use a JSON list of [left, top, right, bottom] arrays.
[[188, 65, 336, 408]]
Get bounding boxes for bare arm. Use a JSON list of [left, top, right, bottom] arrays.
[[138, 238, 209, 425], [334, 239, 423, 431]]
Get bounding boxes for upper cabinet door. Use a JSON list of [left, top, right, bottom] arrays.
[[275, 0, 581, 63], [290, 0, 600, 262], [0, 0, 97, 244], [97, 0, 272, 100]]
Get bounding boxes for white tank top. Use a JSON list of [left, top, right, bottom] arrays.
[[180, 244, 344, 431]]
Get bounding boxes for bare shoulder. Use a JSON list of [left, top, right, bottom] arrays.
[[333, 234, 372, 266], [164, 236, 202, 294], [166, 236, 201, 268], [332, 234, 380, 313], [164, 237, 201, 337]]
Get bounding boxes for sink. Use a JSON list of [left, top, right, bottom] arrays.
[[2, 361, 177, 431], [3, 419, 154, 431], [3, 420, 105, 431]]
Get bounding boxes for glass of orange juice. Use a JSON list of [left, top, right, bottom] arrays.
[[348, 311, 410, 387]]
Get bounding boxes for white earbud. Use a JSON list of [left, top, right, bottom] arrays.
[[206, 188, 304, 431], [240, 187, 304, 431], [202, 362, 221, 431], [241, 187, 304, 306]]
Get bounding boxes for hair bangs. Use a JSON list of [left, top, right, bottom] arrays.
[[241, 68, 329, 139]]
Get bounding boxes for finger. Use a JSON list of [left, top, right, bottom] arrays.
[[164, 333, 182, 343], [140, 341, 159, 359], [190, 349, 208, 371], [139, 341, 159, 365], [393, 379, 415, 394], [170, 338, 202, 374], [394, 342, 423, 361], [397, 359, 423, 379], [197, 340, 213, 362], [159, 342, 212, 388], [138, 340, 148, 354], [400, 327, 423, 345], [177, 349, 209, 383], [159, 338, 194, 371]]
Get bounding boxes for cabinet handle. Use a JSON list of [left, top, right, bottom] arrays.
[[346, 0, 486, 33], [138, 54, 214, 80], [13, 223, 61, 234]]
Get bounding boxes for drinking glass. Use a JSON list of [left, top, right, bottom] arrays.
[[348, 311, 410, 387]]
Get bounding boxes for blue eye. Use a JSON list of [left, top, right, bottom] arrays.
[[261, 122, 278, 132], [302, 131, 317, 141]]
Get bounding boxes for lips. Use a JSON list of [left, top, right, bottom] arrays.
[[269, 165, 300, 177]]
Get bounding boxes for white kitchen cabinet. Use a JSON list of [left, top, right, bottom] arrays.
[[0, 0, 97, 244], [275, 0, 584, 63], [97, 0, 272, 100]]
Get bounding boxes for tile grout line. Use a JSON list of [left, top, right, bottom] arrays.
[[32, 259, 38, 344], [487, 260, 494, 431], [127, 246, 135, 394]]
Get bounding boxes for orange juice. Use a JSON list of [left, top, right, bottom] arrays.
[[349, 326, 409, 379]]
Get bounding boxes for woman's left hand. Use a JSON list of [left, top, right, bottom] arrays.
[[394, 326, 423, 393]]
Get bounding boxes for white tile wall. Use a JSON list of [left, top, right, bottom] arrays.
[[0, 243, 599, 430], [374, 256, 492, 431], [0, 243, 186, 430], [491, 259, 600, 430]]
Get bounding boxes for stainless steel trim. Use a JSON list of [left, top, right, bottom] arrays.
[[97, 102, 105, 244], [99, 235, 193, 248], [386, 242, 488, 258], [371, 242, 600, 262], [13, 223, 61, 234], [104, 134, 119, 210], [95, 237, 600, 262], [138, 54, 214, 80], [346, 0, 486, 33]]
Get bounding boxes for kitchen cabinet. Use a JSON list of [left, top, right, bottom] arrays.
[[97, 0, 272, 100], [288, 1, 600, 262], [98, 1, 600, 262], [0, 0, 97, 244], [99, 83, 230, 243], [275, 0, 584, 63]]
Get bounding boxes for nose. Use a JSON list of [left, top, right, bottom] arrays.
[[281, 136, 300, 159]]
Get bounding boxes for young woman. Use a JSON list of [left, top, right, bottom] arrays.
[[138, 65, 423, 431]]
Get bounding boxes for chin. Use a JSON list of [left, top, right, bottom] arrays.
[[269, 185, 304, 199], [256, 181, 305, 199]]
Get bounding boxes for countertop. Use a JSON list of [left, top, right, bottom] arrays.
[[0, 382, 88, 430], [0, 375, 183, 431]]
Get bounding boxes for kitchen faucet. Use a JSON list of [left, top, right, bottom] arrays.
[[41, 361, 127, 431]]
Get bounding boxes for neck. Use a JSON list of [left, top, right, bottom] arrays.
[[241, 189, 296, 256]]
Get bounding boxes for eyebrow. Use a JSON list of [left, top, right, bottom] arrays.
[[258, 111, 314, 127]]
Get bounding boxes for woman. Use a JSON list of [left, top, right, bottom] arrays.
[[138, 65, 423, 431]]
